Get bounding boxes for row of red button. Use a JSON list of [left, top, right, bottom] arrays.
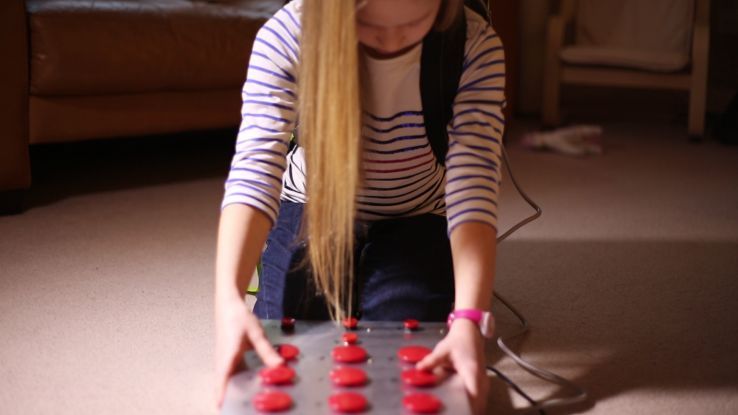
[[328, 326, 370, 413], [258, 389, 433, 414], [346, 317, 419, 331], [396, 343, 442, 413], [252, 341, 301, 412]]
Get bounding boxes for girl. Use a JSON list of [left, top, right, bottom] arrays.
[[215, 0, 504, 412]]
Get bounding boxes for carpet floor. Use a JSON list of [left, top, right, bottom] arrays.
[[1, 120, 736, 414]]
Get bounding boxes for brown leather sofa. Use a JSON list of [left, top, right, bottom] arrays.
[[0, 0, 282, 213]]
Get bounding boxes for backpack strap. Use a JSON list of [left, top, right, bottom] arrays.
[[420, 0, 491, 166], [420, 11, 466, 167]]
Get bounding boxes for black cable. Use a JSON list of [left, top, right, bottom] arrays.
[[486, 365, 546, 415], [489, 145, 588, 413]]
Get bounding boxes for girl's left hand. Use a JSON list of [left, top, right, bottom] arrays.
[[417, 318, 492, 415]]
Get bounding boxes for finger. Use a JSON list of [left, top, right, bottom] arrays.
[[458, 360, 481, 398], [215, 329, 253, 408], [468, 373, 490, 415], [244, 317, 283, 367], [215, 345, 247, 408], [474, 374, 490, 415], [242, 312, 282, 364], [416, 346, 451, 372], [215, 380, 223, 409], [214, 362, 231, 408], [432, 365, 453, 382]]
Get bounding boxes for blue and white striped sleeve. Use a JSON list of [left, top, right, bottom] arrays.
[[221, 4, 301, 225], [444, 21, 505, 235]]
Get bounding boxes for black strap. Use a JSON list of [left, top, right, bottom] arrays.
[[420, 11, 466, 166], [465, 0, 491, 22], [420, 0, 491, 166]]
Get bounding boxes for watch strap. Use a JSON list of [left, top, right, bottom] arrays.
[[447, 309, 494, 338]]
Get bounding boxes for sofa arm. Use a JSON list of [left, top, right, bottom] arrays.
[[0, 0, 31, 194]]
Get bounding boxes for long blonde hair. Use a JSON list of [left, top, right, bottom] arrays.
[[299, 0, 362, 321], [298, 0, 463, 321]]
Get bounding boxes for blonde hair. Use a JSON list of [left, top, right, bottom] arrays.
[[298, 0, 463, 321], [299, 0, 362, 321], [436, 0, 465, 31]]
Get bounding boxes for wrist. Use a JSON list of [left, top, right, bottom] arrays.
[[215, 284, 247, 305], [453, 292, 493, 312], [448, 316, 480, 334], [447, 308, 495, 338]]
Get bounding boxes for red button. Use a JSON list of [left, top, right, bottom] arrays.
[[397, 346, 432, 364], [330, 367, 368, 387], [401, 368, 437, 387], [252, 391, 293, 412], [342, 332, 359, 344], [328, 392, 368, 413], [332, 345, 368, 363], [281, 317, 295, 330], [276, 344, 300, 361], [259, 366, 296, 385], [403, 393, 442, 413], [404, 319, 420, 330], [343, 317, 359, 330]]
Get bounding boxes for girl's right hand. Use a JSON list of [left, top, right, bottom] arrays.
[[214, 294, 284, 408]]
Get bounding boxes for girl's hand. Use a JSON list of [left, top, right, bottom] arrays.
[[214, 294, 283, 408], [417, 318, 493, 415]]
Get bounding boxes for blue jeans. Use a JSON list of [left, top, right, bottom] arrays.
[[253, 202, 455, 321]]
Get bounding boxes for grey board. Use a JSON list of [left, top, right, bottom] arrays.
[[220, 320, 472, 414]]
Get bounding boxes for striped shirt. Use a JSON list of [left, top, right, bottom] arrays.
[[223, 0, 505, 235]]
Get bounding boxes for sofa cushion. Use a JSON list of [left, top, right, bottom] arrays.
[[27, 0, 283, 96], [29, 89, 241, 144], [560, 46, 690, 72], [570, 0, 693, 72]]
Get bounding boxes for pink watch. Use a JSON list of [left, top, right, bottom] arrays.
[[447, 309, 495, 338]]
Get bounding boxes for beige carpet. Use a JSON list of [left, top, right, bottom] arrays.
[[1, 121, 736, 414]]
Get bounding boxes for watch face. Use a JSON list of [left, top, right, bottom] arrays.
[[480, 312, 495, 338]]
